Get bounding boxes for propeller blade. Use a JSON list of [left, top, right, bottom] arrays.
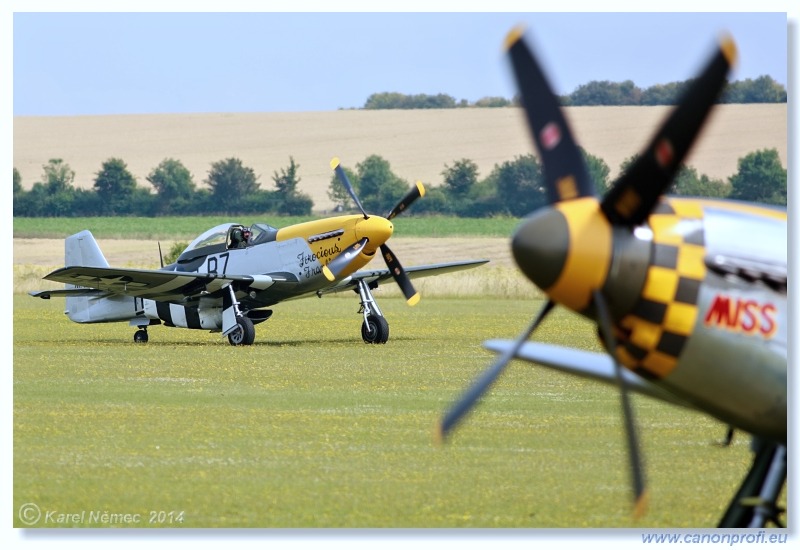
[[592, 290, 648, 518], [322, 237, 368, 282], [330, 157, 369, 219], [380, 243, 419, 306], [600, 35, 737, 226], [506, 27, 595, 203], [438, 299, 556, 440], [386, 180, 426, 220]]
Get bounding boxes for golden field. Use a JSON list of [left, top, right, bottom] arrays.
[[13, 104, 787, 212]]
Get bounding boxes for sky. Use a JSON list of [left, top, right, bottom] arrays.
[[10, 9, 792, 116]]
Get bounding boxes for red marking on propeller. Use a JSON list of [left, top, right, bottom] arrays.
[[540, 122, 562, 150], [655, 138, 674, 168]]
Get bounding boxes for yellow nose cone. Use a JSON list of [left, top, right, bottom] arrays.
[[356, 216, 394, 248]]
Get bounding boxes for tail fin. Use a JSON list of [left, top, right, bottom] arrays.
[[65, 230, 109, 268], [63, 231, 135, 323]]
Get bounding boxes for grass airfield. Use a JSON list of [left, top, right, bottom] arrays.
[[14, 293, 758, 528]]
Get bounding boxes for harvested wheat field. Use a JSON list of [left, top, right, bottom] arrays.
[[13, 104, 787, 212]]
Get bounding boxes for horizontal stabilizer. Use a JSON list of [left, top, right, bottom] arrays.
[[29, 288, 109, 300], [483, 339, 690, 408]]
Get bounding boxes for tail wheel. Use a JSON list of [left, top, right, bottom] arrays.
[[133, 329, 148, 344], [361, 314, 389, 344], [228, 316, 255, 346]]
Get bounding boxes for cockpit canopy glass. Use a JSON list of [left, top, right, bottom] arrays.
[[181, 222, 280, 256]]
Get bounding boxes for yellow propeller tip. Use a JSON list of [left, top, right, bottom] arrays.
[[719, 33, 738, 67], [504, 25, 525, 50], [322, 266, 336, 282], [407, 293, 421, 307], [432, 422, 445, 446], [633, 490, 650, 520], [329, 157, 340, 170], [416, 180, 426, 197]]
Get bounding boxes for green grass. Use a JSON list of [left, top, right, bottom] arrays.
[[14, 215, 522, 240], [14, 294, 758, 528]]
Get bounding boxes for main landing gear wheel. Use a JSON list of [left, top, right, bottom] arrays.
[[133, 329, 149, 343], [362, 314, 389, 344], [228, 316, 255, 346]]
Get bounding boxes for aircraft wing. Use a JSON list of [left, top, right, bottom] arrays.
[[484, 339, 692, 409], [35, 265, 280, 303], [316, 259, 489, 296]]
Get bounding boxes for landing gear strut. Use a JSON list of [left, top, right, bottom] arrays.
[[356, 279, 389, 344], [223, 284, 256, 346], [718, 438, 786, 527]]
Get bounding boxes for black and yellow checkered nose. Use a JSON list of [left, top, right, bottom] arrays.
[[512, 197, 612, 313]]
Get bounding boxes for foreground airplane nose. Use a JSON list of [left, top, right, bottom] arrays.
[[512, 208, 569, 293], [512, 198, 612, 312]]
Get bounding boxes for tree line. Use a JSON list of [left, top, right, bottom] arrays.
[[362, 76, 786, 109], [13, 156, 313, 218], [13, 148, 786, 219]]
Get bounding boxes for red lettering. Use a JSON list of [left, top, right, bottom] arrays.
[[739, 300, 759, 334], [704, 295, 778, 339], [760, 303, 777, 338], [704, 295, 735, 327]]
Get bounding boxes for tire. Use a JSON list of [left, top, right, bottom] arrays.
[[361, 314, 389, 344], [133, 329, 149, 343], [228, 316, 256, 346]]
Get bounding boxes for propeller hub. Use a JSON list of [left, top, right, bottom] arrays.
[[512, 197, 612, 312]]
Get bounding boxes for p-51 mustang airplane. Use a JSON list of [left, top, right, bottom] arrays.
[[439, 29, 786, 528], [30, 158, 488, 346]]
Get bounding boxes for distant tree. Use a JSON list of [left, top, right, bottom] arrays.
[[41, 158, 76, 194], [728, 149, 786, 206], [94, 158, 138, 214], [565, 80, 642, 106], [641, 81, 691, 106], [579, 147, 611, 195], [723, 76, 787, 104], [492, 154, 546, 216], [163, 241, 189, 265], [271, 157, 312, 215], [473, 96, 512, 108], [669, 165, 728, 198], [364, 92, 457, 110], [441, 158, 479, 216], [206, 157, 261, 213], [147, 158, 196, 214], [356, 155, 408, 214], [272, 156, 301, 195], [13, 167, 22, 196], [442, 159, 479, 197]]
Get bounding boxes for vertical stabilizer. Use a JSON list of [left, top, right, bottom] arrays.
[[63, 230, 135, 323], [65, 230, 109, 267]]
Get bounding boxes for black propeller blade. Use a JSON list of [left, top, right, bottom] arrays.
[[593, 290, 648, 517], [438, 299, 555, 440], [387, 181, 426, 220], [330, 157, 368, 219], [506, 27, 595, 203], [380, 243, 420, 305], [600, 35, 737, 227]]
